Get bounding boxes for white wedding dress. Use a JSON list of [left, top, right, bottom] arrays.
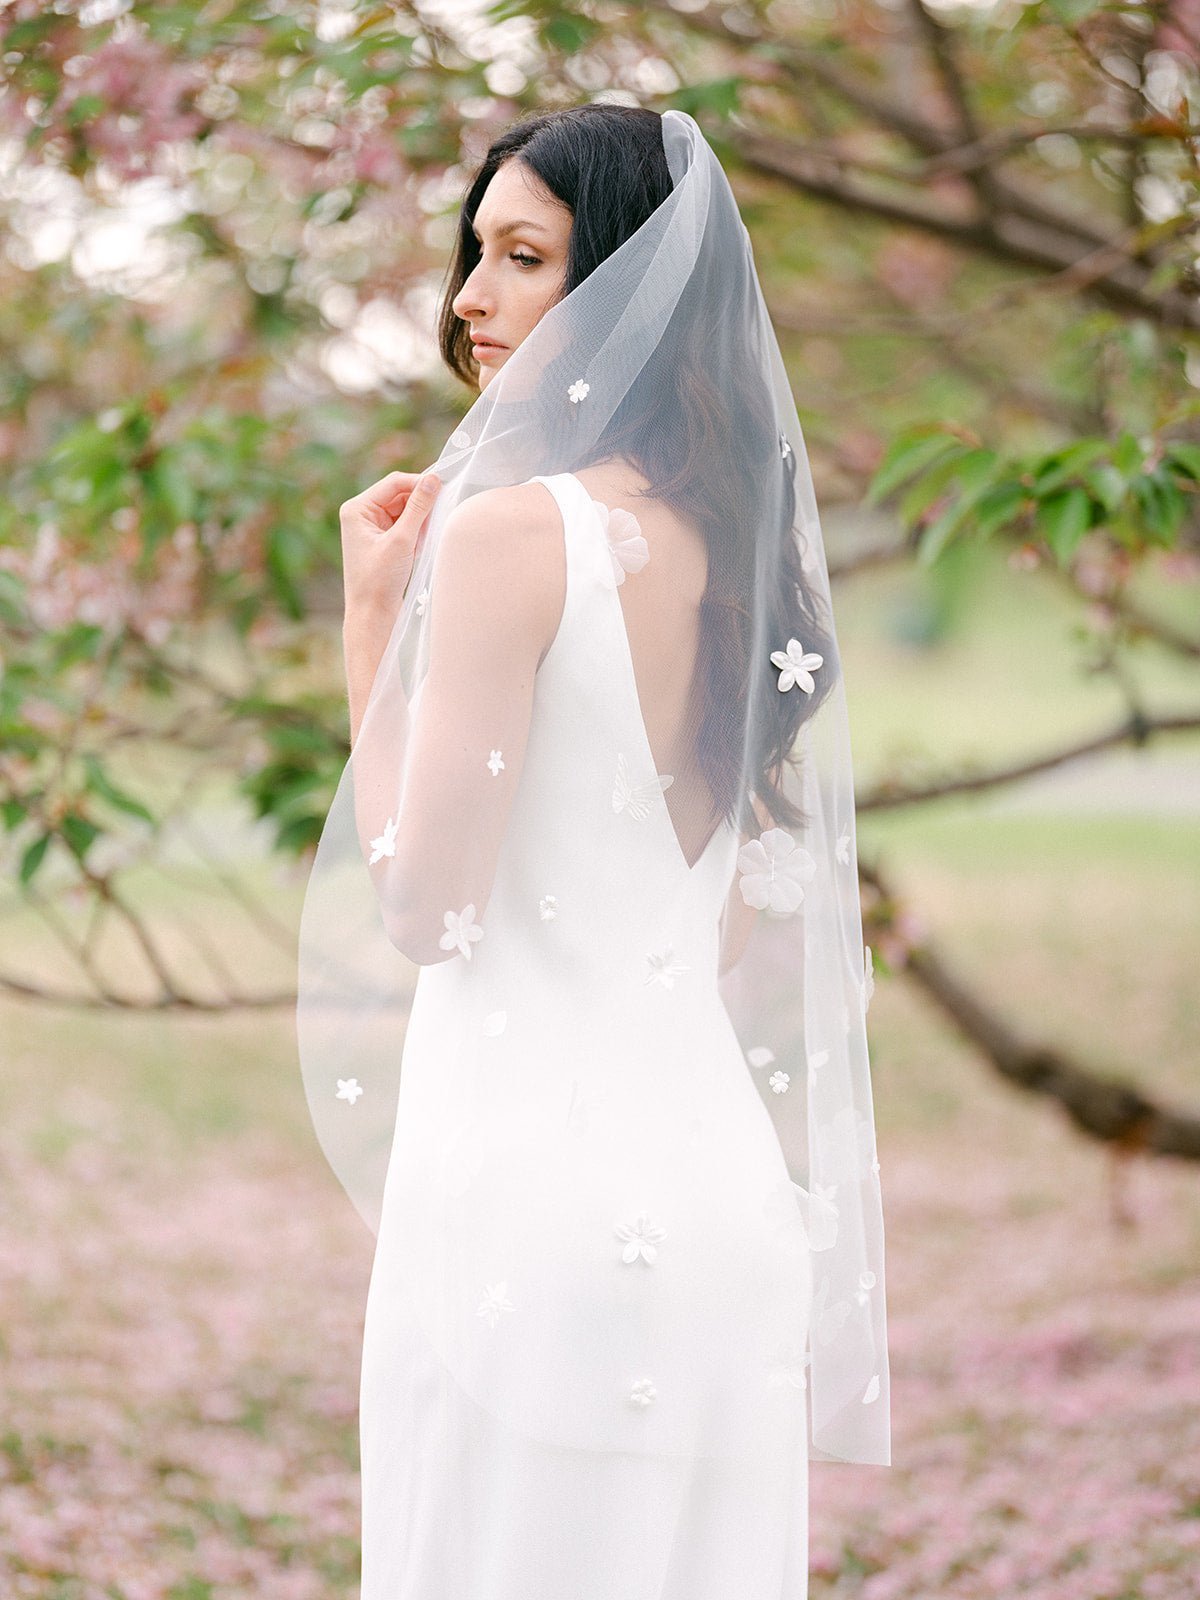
[[358, 471, 814, 1599]]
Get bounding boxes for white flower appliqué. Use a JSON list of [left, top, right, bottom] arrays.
[[836, 827, 851, 866], [415, 586, 430, 616], [336, 1077, 363, 1104], [567, 378, 590, 404], [629, 1378, 656, 1407], [613, 752, 674, 820], [862, 1373, 882, 1404], [477, 1282, 514, 1328], [538, 894, 559, 922], [368, 815, 398, 865], [614, 1212, 667, 1264], [808, 1048, 831, 1082], [737, 827, 816, 915], [770, 637, 824, 694], [644, 947, 689, 989], [767, 1339, 810, 1391], [591, 499, 650, 586], [856, 1269, 877, 1306], [746, 1045, 775, 1069], [439, 904, 484, 960], [450, 428, 472, 449], [768, 1070, 790, 1094], [862, 945, 875, 1009], [779, 432, 793, 462], [487, 748, 505, 776]]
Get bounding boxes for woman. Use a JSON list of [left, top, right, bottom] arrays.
[[298, 104, 889, 1599]]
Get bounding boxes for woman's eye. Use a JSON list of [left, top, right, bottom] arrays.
[[510, 251, 541, 268]]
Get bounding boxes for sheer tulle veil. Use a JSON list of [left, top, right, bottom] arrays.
[[296, 107, 891, 1468]]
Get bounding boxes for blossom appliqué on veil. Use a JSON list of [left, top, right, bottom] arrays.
[[336, 1077, 363, 1104], [439, 904, 484, 960], [737, 827, 816, 915], [644, 947, 689, 988], [591, 499, 650, 587], [770, 637, 824, 694], [477, 1282, 515, 1328], [567, 378, 590, 404], [368, 815, 398, 865], [614, 1212, 667, 1264], [629, 1377, 657, 1407]]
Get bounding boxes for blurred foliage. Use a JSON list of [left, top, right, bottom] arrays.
[[0, 0, 1196, 1010]]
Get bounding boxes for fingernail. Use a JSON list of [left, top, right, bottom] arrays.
[[421, 473, 440, 491]]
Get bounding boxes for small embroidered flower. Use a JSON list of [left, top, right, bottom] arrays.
[[644, 947, 689, 989], [567, 378, 590, 404], [768, 1070, 790, 1094], [770, 637, 824, 694], [591, 500, 650, 586], [450, 428, 472, 449], [336, 1077, 364, 1104], [566, 1078, 605, 1135], [836, 828, 851, 866], [807, 1048, 831, 1082], [538, 894, 559, 922], [779, 432, 792, 462], [439, 904, 484, 960], [487, 748, 505, 776], [368, 815, 398, 865], [862, 1373, 882, 1404], [415, 586, 430, 616], [767, 1341, 810, 1390], [856, 1270, 877, 1306], [477, 1282, 514, 1328], [746, 1045, 775, 1069], [862, 945, 875, 1009], [808, 1182, 840, 1250], [629, 1377, 656, 1407], [737, 828, 816, 915], [614, 1212, 667, 1264], [482, 1010, 507, 1037], [613, 752, 674, 821]]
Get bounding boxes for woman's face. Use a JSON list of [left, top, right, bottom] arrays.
[[451, 157, 572, 391]]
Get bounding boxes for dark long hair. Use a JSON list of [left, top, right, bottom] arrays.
[[437, 105, 836, 832]]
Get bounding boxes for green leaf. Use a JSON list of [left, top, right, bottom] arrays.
[[1039, 486, 1092, 563], [865, 431, 962, 507], [19, 833, 51, 886], [1164, 442, 1200, 482], [82, 753, 156, 825], [915, 449, 1000, 566], [59, 812, 101, 861], [1112, 432, 1144, 477]]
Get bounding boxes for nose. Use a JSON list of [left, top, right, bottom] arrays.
[[452, 256, 494, 326]]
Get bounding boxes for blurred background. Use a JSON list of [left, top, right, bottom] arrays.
[[0, 1, 1197, 1596]]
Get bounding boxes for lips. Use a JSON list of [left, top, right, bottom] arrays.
[[470, 336, 506, 350]]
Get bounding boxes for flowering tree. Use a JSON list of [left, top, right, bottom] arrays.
[[0, 0, 1196, 1161]]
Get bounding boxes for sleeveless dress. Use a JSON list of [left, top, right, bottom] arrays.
[[357, 471, 814, 1599]]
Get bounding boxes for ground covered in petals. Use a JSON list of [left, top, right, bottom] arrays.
[[2, 813, 1197, 1599]]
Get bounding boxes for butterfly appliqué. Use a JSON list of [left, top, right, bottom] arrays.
[[612, 751, 673, 822]]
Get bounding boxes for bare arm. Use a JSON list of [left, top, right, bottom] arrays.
[[344, 481, 565, 964]]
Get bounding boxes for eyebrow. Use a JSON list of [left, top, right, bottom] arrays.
[[471, 218, 552, 240]]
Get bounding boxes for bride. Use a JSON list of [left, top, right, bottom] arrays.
[[298, 102, 890, 1600]]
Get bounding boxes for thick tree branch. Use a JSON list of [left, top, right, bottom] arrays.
[[860, 855, 1200, 1158], [857, 710, 1200, 811]]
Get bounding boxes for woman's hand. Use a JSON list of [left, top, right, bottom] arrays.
[[339, 468, 442, 622]]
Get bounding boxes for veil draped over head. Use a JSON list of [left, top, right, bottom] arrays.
[[297, 108, 890, 1469]]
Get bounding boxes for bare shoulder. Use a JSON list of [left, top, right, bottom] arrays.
[[430, 480, 565, 653]]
